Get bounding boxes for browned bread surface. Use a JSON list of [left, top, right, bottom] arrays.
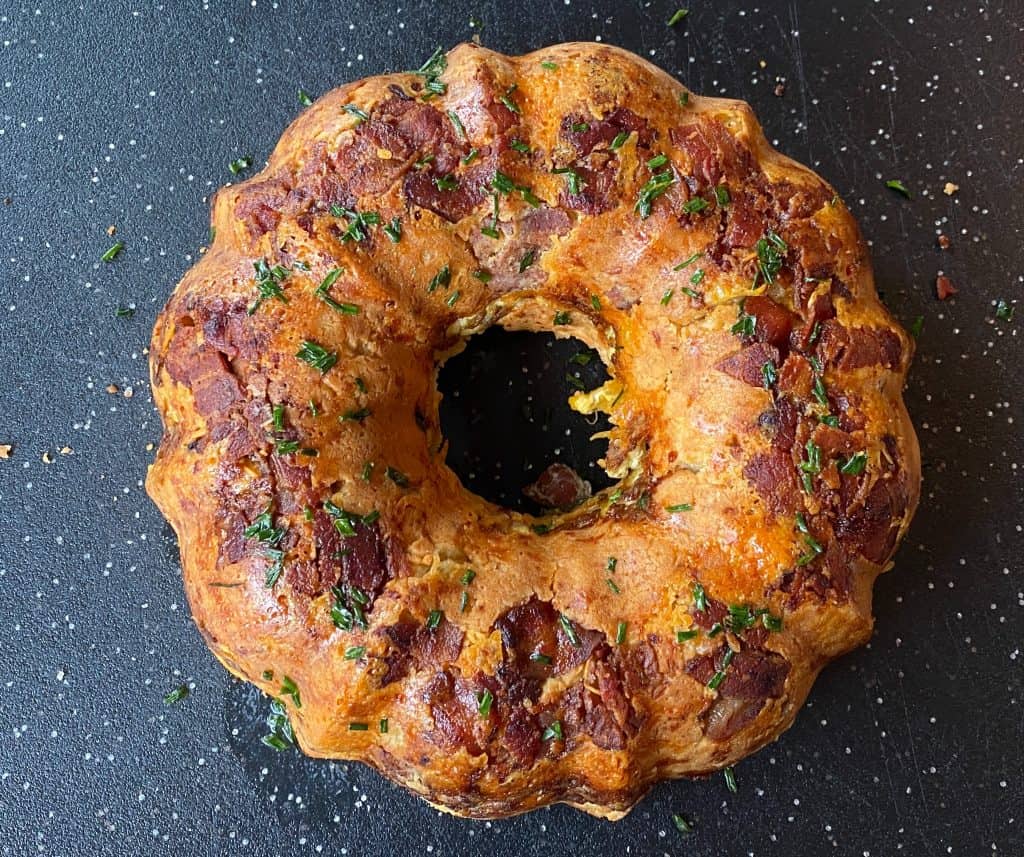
[[146, 42, 920, 819]]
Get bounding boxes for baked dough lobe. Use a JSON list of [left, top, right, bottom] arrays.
[[147, 42, 920, 819]]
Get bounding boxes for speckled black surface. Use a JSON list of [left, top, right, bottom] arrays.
[[1, 1, 1022, 855]]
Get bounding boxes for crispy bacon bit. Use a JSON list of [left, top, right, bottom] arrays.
[[164, 325, 244, 418], [561, 107, 653, 156], [670, 119, 756, 188], [380, 615, 466, 685], [776, 354, 813, 399], [685, 646, 790, 740], [816, 320, 902, 371], [937, 234, 951, 250], [559, 647, 640, 751], [523, 462, 591, 510], [743, 449, 799, 516], [559, 160, 618, 215], [935, 275, 958, 300], [422, 669, 498, 754], [835, 477, 906, 564], [715, 342, 780, 387], [744, 295, 794, 352], [469, 205, 571, 292]]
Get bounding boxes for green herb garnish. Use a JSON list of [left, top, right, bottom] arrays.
[[541, 720, 563, 741], [228, 155, 251, 175], [559, 614, 581, 647], [163, 684, 189, 704], [553, 310, 571, 325], [343, 104, 369, 122], [477, 689, 494, 717], [667, 8, 689, 26], [296, 340, 337, 374], [635, 171, 675, 219], [885, 179, 911, 198], [101, 242, 124, 263]]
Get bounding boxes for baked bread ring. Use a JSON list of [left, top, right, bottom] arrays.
[[147, 41, 920, 819]]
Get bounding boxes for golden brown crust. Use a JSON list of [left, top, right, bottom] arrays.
[[146, 42, 920, 820]]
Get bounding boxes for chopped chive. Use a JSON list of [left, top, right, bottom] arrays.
[[228, 155, 252, 175], [666, 503, 693, 513], [459, 590, 469, 612], [672, 813, 693, 833], [298, 89, 313, 106], [676, 628, 699, 642], [275, 440, 300, 455], [661, 289, 675, 307], [559, 614, 581, 647], [541, 60, 558, 71], [386, 465, 409, 487], [519, 249, 536, 272], [909, 315, 924, 338], [615, 621, 627, 645], [529, 651, 552, 664], [762, 612, 783, 632], [383, 217, 402, 242], [348, 722, 369, 731], [571, 121, 590, 133], [115, 306, 135, 318], [344, 645, 366, 660], [272, 403, 285, 432], [590, 294, 601, 310], [499, 91, 520, 114], [635, 170, 675, 219], [606, 578, 620, 594], [472, 268, 493, 283], [761, 360, 778, 388], [446, 109, 466, 139], [446, 290, 461, 307], [379, 718, 389, 733], [101, 242, 124, 263], [679, 91, 690, 106], [426, 609, 443, 630], [839, 451, 868, 475], [433, 173, 459, 191], [552, 166, 583, 195], [477, 689, 494, 717], [541, 720, 563, 741], [885, 179, 911, 198], [610, 130, 630, 150], [509, 138, 531, 153], [553, 310, 571, 325], [460, 569, 476, 585], [667, 9, 689, 26], [361, 461, 374, 481], [570, 351, 592, 366], [714, 185, 730, 205], [163, 684, 189, 705], [339, 407, 371, 423], [343, 104, 369, 122], [681, 196, 709, 214], [995, 300, 1014, 322], [689, 268, 705, 286], [606, 556, 618, 572], [724, 766, 738, 793], [427, 265, 451, 292], [673, 251, 704, 271], [280, 676, 301, 708], [692, 581, 708, 612], [461, 147, 480, 165], [647, 153, 668, 169]]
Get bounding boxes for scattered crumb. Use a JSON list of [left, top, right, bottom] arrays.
[[758, 59, 766, 69], [41, 451, 54, 464], [935, 275, 958, 301], [106, 383, 120, 395], [937, 234, 951, 250], [106, 224, 117, 236], [60, 446, 73, 455], [123, 386, 135, 399], [146, 442, 155, 452], [773, 81, 786, 97], [0, 444, 11, 459], [943, 182, 959, 196]]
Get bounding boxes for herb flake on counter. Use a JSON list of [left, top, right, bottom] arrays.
[[163, 684, 189, 705], [885, 178, 911, 198], [995, 300, 1015, 322], [101, 242, 124, 263], [667, 8, 689, 26], [298, 89, 313, 106], [228, 155, 251, 175]]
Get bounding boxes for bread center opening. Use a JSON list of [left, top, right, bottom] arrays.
[[438, 327, 615, 515]]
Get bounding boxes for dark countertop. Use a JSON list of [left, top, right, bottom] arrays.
[[0, 1, 1021, 855]]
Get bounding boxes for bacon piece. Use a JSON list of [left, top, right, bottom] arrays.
[[715, 342, 779, 388], [776, 354, 813, 399], [935, 275, 958, 300], [744, 295, 794, 352], [743, 449, 799, 517], [380, 615, 466, 685], [561, 107, 653, 156], [816, 320, 903, 371], [523, 462, 591, 510], [469, 206, 572, 292]]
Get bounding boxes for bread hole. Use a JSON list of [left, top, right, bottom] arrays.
[[437, 327, 614, 515]]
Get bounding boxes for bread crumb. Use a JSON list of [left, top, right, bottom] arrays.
[[376, 148, 393, 160], [0, 444, 11, 459], [42, 451, 54, 464], [123, 386, 134, 399], [943, 182, 959, 196], [146, 442, 155, 452], [106, 383, 119, 395], [758, 59, 767, 69], [106, 224, 117, 236], [60, 446, 73, 455], [935, 274, 958, 301], [937, 234, 951, 250]]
